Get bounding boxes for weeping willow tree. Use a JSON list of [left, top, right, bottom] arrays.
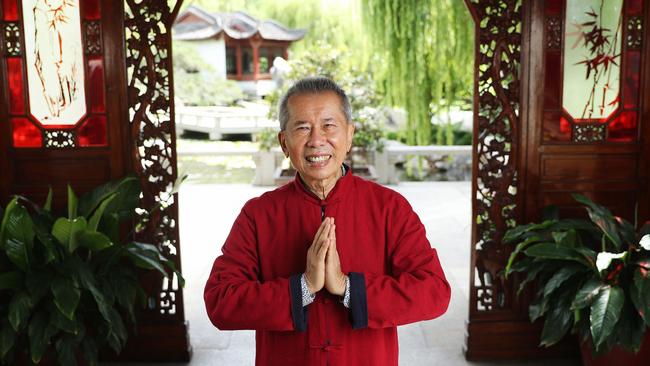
[[361, 0, 473, 145]]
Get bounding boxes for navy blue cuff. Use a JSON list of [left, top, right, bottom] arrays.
[[289, 274, 308, 331], [348, 272, 368, 329]]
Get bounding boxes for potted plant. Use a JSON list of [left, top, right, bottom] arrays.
[[503, 194, 650, 365], [0, 175, 182, 365]]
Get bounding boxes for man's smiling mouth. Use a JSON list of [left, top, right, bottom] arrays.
[[306, 155, 332, 163]]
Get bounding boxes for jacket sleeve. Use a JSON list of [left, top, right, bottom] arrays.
[[204, 203, 306, 331], [348, 195, 451, 329]]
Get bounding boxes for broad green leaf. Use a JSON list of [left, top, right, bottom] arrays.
[[25, 271, 50, 304], [524, 243, 590, 266], [51, 308, 81, 335], [0, 323, 14, 358], [543, 265, 583, 298], [574, 246, 597, 267], [126, 246, 167, 276], [77, 230, 113, 251], [52, 217, 87, 253], [51, 277, 81, 320], [572, 194, 622, 250], [540, 300, 573, 347], [615, 216, 636, 246], [8, 291, 33, 331], [78, 175, 140, 221], [0, 271, 22, 290], [630, 267, 650, 326], [87, 192, 117, 231], [505, 236, 543, 275], [28, 311, 55, 364], [516, 262, 551, 295], [590, 285, 624, 351], [0, 197, 20, 249], [67, 184, 78, 219], [613, 299, 645, 354], [529, 295, 549, 322], [74, 260, 111, 322], [572, 279, 606, 310], [56, 335, 78, 366], [81, 338, 99, 366], [125, 242, 168, 277], [5, 238, 29, 271], [552, 230, 577, 247], [4, 202, 35, 253], [43, 187, 53, 212], [503, 220, 557, 244], [112, 275, 137, 323]]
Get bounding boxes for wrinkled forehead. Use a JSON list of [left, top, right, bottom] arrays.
[[286, 91, 347, 122]]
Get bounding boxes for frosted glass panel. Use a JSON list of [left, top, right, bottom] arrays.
[[22, 0, 86, 126], [563, 0, 622, 121]]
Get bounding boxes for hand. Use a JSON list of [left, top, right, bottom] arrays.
[[324, 218, 347, 296], [304, 218, 332, 294]]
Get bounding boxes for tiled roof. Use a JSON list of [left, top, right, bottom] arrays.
[[173, 6, 307, 42]]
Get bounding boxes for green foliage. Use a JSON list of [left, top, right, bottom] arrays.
[[361, 0, 473, 145], [173, 42, 243, 106], [0, 176, 182, 365], [504, 194, 650, 356], [255, 128, 279, 152]]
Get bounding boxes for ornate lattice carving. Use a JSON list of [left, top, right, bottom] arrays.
[[466, 0, 522, 314], [3, 22, 21, 56], [573, 123, 606, 143], [45, 130, 75, 148], [84, 21, 102, 54], [626, 16, 643, 49], [124, 0, 183, 319], [546, 16, 561, 49]]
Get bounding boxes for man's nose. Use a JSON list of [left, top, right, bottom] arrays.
[[307, 127, 326, 146]]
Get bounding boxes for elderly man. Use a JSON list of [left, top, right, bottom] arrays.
[[204, 77, 450, 365]]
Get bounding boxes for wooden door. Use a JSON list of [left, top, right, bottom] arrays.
[[0, 0, 190, 361], [466, 0, 650, 360]]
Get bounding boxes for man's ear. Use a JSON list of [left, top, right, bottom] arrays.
[[278, 131, 288, 157], [347, 122, 355, 152]]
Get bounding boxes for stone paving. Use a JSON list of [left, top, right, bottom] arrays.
[[111, 182, 579, 365]]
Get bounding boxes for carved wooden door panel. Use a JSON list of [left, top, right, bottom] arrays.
[[0, 0, 128, 203], [0, 0, 190, 361], [465, 0, 649, 360], [525, 0, 648, 222]]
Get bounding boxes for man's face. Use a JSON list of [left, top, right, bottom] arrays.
[[278, 91, 355, 187]]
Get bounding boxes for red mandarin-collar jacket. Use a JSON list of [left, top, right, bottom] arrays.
[[204, 168, 451, 365]]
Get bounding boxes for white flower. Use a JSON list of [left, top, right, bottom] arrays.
[[596, 252, 627, 272], [639, 234, 650, 251]]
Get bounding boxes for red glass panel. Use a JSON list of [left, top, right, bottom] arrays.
[[7, 57, 24, 114], [544, 51, 562, 108], [12, 118, 42, 148], [623, 51, 640, 109], [545, 0, 563, 15], [77, 116, 107, 146], [625, 0, 642, 14], [608, 111, 637, 142], [2, 0, 18, 21], [82, 0, 101, 20], [88, 57, 105, 113], [543, 111, 571, 142]]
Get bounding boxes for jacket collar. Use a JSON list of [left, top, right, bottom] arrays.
[[293, 164, 352, 205]]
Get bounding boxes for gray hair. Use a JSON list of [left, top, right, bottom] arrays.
[[278, 77, 352, 131]]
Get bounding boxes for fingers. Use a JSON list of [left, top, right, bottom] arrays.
[[312, 218, 330, 246]]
